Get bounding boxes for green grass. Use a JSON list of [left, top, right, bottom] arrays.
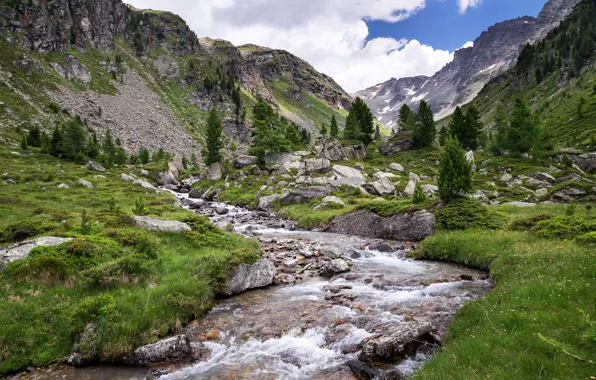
[[0, 141, 260, 374], [411, 203, 596, 379], [277, 203, 358, 229]]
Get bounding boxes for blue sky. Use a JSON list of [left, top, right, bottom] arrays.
[[367, 0, 547, 51]]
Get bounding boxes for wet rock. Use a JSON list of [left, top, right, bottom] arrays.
[[321, 259, 350, 277], [86, 161, 105, 172], [359, 322, 437, 363], [124, 335, 194, 366], [1, 237, 73, 270], [331, 165, 366, 188], [67, 324, 95, 367], [328, 209, 435, 241], [234, 155, 258, 168], [205, 330, 222, 341], [345, 359, 379, 379], [134, 216, 191, 233], [219, 259, 276, 296], [78, 179, 94, 188], [216, 206, 229, 215], [363, 177, 396, 196]]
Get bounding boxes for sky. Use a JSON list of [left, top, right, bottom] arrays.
[[126, 0, 548, 93]]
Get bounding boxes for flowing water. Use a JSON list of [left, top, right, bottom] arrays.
[[13, 192, 492, 380]]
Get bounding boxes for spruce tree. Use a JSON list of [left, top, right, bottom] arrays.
[[102, 129, 116, 158], [398, 104, 414, 130], [139, 147, 150, 164], [463, 106, 482, 150], [352, 97, 375, 145], [375, 125, 381, 141], [506, 99, 536, 154], [190, 153, 198, 169], [448, 106, 466, 143], [249, 99, 293, 163], [330, 114, 339, 138], [438, 136, 473, 202], [412, 183, 427, 204], [438, 126, 448, 146], [61, 119, 87, 159], [21, 135, 28, 150], [320, 123, 328, 137], [50, 125, 63, 156], [27, 126, 41, 147], [343, 110, 359, 141], [204, 107, 223, 166], [413, 100, 436, 148], [182, 155, 189, 170]]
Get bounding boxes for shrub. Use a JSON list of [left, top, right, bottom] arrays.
[[133, 198, 146, 215], [96, 211, 134, 228], [575, 232, 596, 247], [5, 251, 71, 283], [435, 198, 504, 231], [103, 228, 158, 259], [533, 216, 596, 240], [79, 210, 92, 235], [566, 201, 577, 216], [81, 255, 155, 286], [1, 221, 41, 243], [412, 183, 427, 204], [509, 213, 554, 231]]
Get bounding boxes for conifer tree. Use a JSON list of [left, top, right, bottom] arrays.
[[438, 126, 449, 146], [412, 183, 427, 204], [102, 129, 116, 158], [352, 97, 375, 145], [506, 99, 536, 154], [375, 125, 381, 141], [398, 104, 414, 130], [27, 126, 41, 147], [182, 155, 189, 170], [438, 136, 473, 202], [21, 135, 28, 150], [61, 118, 87, 159], [204, 107, 223, 166], [343, 110, 359, 140], [190, 153, 198, 169], [50, 125, 63, 156], [113, 148, 127, 166], [413, 100, 436, 148], [463, 106, 482, 150], [139, 147, 150, 164], [320, 123, 328, 137], [330, 114, 339, 138], [448, 106, 466, 142]]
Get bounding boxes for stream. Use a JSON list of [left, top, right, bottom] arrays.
[[13, 192, 492, 380]]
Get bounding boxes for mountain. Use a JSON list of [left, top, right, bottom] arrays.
[[0, 0, 350, 159], [469, 0, 596, 148], [356, 0, 582, 129]]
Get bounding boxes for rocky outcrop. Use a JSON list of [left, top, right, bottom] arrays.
[[299, 158, 331, 175], [331, 165, 366, 188], [328, 209, 436, 241], [317, 140, 366, 161], [379, 132, 415, 156], [134, 216, 191, 233], [363, 177, 396, 196], [218, 259, 276, 296], [234, 155, 259, 168], [359, 322, 438, 363], [123, 335, 195, 366], [86, 161, 106, 172], [1, 237, 73, 270], [279, 187, 331, 205]]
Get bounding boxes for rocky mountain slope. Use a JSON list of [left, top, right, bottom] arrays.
[[356, 0, 582, 128], [0, 0, 350, 160]]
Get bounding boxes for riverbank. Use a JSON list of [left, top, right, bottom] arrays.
[[411, 204, 596, 379]]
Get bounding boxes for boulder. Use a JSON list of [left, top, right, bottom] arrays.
[[140, 170, 149, 176], [422, 184, 439, 196], [363, 177, 396, 196], [299, 158, 331, 175], [280, 187, 331, 205], [504, 202, 537, 207], [206, 162, 225, 181], [257, 193, 286, 211], [389, 163, 404, 172], [124, 335, 194, 366], [77, 179, 94, 188], [1, 237, 73, 270], [525, 178, 552, 188], [120, 173, 135, 182], [132, 179, 158, 191], [328, 209, 435, 241], [265, 153, 301, 167], [535, 172, 556, 184], [86, 161, 106, 172], [551, 187, 586, 202], [536, 188, 548, 197], [234, 155, 258, 168], [134, 216, 191, 233], [321, 259, 350, 277], [465, 151, 476, 171], [408, 173, 420, 182], [57, 183, 70, 189], [359, 322, 437, 363], [403, 180, 417, 197], [379, 131, 415, 156], [318, 140, 366, 161], [500, 173, 513, 182], [331, 165, 366, 188], [219, 259, 276, 296], [316, 196, 345, 209], [373, 172, 398, 180]]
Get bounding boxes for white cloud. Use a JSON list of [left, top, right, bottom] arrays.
[[126, 0, 456, 93], [457, 0, 482, 14]]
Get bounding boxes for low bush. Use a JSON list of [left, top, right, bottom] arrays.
[[532, 216, 596, 239], [360, 199, 430, 217], [575, 231, 596, 247], [435, 198, 504, 231], [0, 220, 43, 243], [509, 213, 554, 231], [81, 255, 156, 286]]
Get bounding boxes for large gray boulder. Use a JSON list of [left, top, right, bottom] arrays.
[[206, 162, 225, 181], [379, 131, 415, 156], [280, 187, 331, 205], [124, 335, 194, 366], [78, 179, 94, 188], [363, 177, 396, 196], [1, 237, 73, 270], [389, 163, 405, 172], [317, 140, 366, 161], [321, 259, 350, 277], [299, 158, 331, 175], [219, 259, 276, 296], [86, 161, 105, 172], [331, 165, 366, 188], [134, 216, 191, 233], [257, 193, 286, 211], [535, 172, 556, 184], [265, 153, 301, 166], [132, 179, 158, 191], [359, 322, 437, 363], [234, 155, 258, 168], [328, 209, 435, 241]]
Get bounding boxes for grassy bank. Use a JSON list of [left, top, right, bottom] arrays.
[[0, 144, 260, 374], [412, 204, 596, 379]]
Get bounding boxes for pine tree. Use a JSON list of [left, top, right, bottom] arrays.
[[301, 129, 310, 145], [61, 118, 87, 159], [204, 107, 223, 166], [139, 147, 150, 164], [343, 110, 359, 141], [438, 136, 473, 202], [463, 106, 482, 150], [375, 125, 381, 141], [506, 99, 536, 154], [330, 114, 339, 138], [398, 104, 414, 130], [438, 126, 448, 146], [412, 183, 427, 204], [352, 97, 375, 145], [320, 123, 328, 137], [50, 125, 63, 156], [113, 148, 127, 166], [448, 106, 466, 143], [27, 126, 41, 147], [413, 100, 436, 148], [21, 135, 28, 150], [102, 129, 116, 158]]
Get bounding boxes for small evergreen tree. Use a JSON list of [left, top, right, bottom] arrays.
[[463, 106, 482, 150], [343, 110, 359, 140], [113, 148, 127, 166], [398, 104, 414, 130], [182, 155, 189, 170], [413, 100, 436, 148], [50, 125, 63, 156], [133, 198, 146, 215], [190, 152, 199, 169], [21, 135, 28, 150], [412, 183, 427, 204], [102, 129, 116, 158], [204, 107, 223, 166], [330, 114, 339, 138], [375, 125, 381, 141], [27, 126, 41, 147], [438, 126, 448, 146], [505, 99, 536, 154], [139, 147, 150, 164], [61, 118, 87, 159], [448, 106, 466, 142], [320, 123, 328, 137], [438, 136, 473, 202], [352, 97, 375, 145]]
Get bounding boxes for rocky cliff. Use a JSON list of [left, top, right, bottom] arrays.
[[356, 0, 582, 127], [0, 0, 350, 159]]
